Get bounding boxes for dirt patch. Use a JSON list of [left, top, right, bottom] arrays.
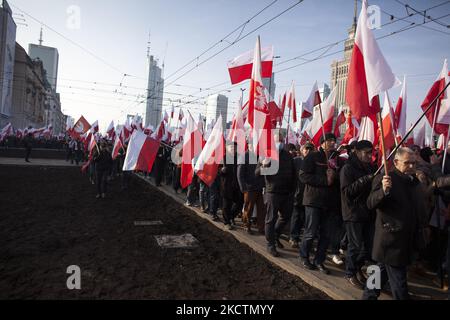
[[0, 165, 329, 300]]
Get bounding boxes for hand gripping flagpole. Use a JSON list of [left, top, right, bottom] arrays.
[[374, 81, 450, 176]]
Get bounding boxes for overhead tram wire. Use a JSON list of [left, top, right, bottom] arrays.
[[163, 0, 279, 82]]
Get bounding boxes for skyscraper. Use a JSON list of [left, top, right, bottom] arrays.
[[330, 0, 358, 135], [29, 29, 59, 92], [206, 94, 228, 131], [145, 55, 164, 129], [0, 0, 16, 127]]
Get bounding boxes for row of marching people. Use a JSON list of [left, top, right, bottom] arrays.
[[74, 130, 450, 300]]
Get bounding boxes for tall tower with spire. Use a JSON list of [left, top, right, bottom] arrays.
[[29, 28, 59, 91], [144, 31, 165, 129], [330, 0, 358, 136]]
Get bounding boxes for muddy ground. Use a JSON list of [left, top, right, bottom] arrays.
[[0, 165, 329, 300]]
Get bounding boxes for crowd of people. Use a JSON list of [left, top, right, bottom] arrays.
[[23, 132, 450, 300]]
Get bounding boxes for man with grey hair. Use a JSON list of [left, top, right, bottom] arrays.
[[363, 147, 428, 300]]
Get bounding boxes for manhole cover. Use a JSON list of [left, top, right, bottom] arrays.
[[134, 220, 163, 226], [154, 234, 199, 249]]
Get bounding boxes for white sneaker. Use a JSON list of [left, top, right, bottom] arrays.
[[332, 255, 344, 265], [339, 249, 345, 255]]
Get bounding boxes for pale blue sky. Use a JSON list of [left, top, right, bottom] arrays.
[[9, 0, 450, 131]]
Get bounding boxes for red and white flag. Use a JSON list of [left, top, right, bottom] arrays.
[[414, 120, 426, 148], [334, 106, 346, 138], [90, 120, 99, 134], [107, 121, 115, 140], [71, 116, 91, 139], [422, 59, 450, 136], [358, 113, 378, 145], [248, 36, 277, 160], [88, 133, 98, 154], [170, 105, 175, 119], [227, 96, 246, 143], [0, 123, 13, 142], [123, 130, 160, 172], [279, 93, 286, 126], [304, 87, 336, 146], [180, 112, 204, 189], [342, 117, 360, 145], [151, 120, 166, 141], [380, 91, 396, 153], [346, 0, 397, 120], [303, 81, 321, 119], [112, 135, 124, 160], [287, 81, 298, 123], [394, 76, 407, 138], [228, 46, 273, 85], [195, 115, 225, 186]]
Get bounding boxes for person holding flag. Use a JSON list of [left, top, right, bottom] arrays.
[[92, 140, 113, 199]]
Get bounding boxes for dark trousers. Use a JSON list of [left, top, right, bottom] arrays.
[[264, 193, 293, 249], [199, 181, 209, 210], [290, 205, 305, 241], [96, 170, 108, 195], [243, 191, 266, 233], [25, 147, 31, 161], [154, 159, 164, 185], [447, 224, 450, 299], [299, 206, 331, 265], [345, 221, 372, 277], [121, 171, 130, 190], [362, 263, 409, 300], [208, 180, 220, 216], [329, 213, 344, 255]]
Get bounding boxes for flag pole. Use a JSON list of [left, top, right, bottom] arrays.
[[318, 102, 327, 145], [374, 81, 450, 175], [376, 109, 389, 176], [286, 107, 291, 144]]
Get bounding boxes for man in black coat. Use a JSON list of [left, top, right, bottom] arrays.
[[363, 147, 427, 300], [289, 143, 314, 248], [299, 133, 342, 274], [237, 147, 265, 234], [340, 140, 376, 288], [256, 140, 296, 257]]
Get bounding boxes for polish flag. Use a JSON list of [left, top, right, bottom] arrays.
[[358, 95, 380, 146], [394, 76, 407, 138], [121, 119, 132, 143], [195, 115, 225, 186], [346, 0, 397, 120], [71, 116, 91, 139], [112, 135, 124, 160], [227, 96, 246, 143], [287, 81, 298, 123], [414, 120, 426, 148], [334, 106, 346, 138], [304, 87, 336, 146], [380, 91, 396, 153], [123, 130, 160, 172], [248, 36, 277, 160], [286, 126, 298, 145], [179, 108, 184, 121], [303, 81, 321, 119], [0, 123, 13, 142], [228, 46, 273, 85], [279, 93, 286, 126], [90, 120, 99, 134], [170, 105, 175, 119], [437, 133, 446, 151], [421, 59, 450, 136], [151, 120, 166, 141], [88, 133, 98, 154], [342, 117, 360, 145], [180, 112, 204, 189], [268, 101, 283, 127], [107, 121, 115, 140]]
